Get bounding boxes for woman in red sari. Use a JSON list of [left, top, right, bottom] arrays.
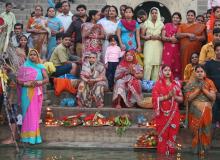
[[112, 50, 143, 108], [162, 12, 182, 80], [152, 65, 183, 154], [176, 10, 206, 78]]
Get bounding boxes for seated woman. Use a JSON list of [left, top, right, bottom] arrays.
[[184, 52, 199, 81], [152, 64, 183, 154], [184, 65, 217, 156], [112, 50, 143, 108], [77, 52, 107, 108]]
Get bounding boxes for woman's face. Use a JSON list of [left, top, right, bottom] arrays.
[[191, 53, 199, 65], [88, 54, 97, 64], [48, 8, 55, 18], [162, 66, 171, 78], [35, 6, 42, 17], [186, 12, 195, 23], [195, 67, 205, 80], [29, 50, 39, 63], [19, 36, 27, 47], [172, 14, 181, 25], [93, 11, 101, 22], [124, 8, 133, 20], [215, 8, 220, 19], [151, 9, 158, 21], [108, 7, 117, 18], [125, 52, 134, 62]]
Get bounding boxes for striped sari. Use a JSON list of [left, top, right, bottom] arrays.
[[184, 78, 217, 154]]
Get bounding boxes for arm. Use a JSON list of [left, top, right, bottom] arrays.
[[140, 27, 151, 40], [116, 28, 124, 48], [81, 24, 91, 39], [195, 31, 206, 42], [135, 27, 141, 52], [202, 88, 216, 102], [40, 69, 49, 85], [199, 45, 207, 64], [66, 22, 75, 35], [186, 88, 201, 102], [97, 25, 105, 39]]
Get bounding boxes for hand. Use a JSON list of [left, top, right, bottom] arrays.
[[188, 33, 196, 40], [51, 30, 57, 36], [136, 47, 142, 53], [129, 65, 135, 75], [120, 44, 126, 51], [170, 36, 178, 43], [151, 35, 160, 40]]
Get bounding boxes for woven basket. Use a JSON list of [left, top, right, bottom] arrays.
[[138, 97, 153, 109]]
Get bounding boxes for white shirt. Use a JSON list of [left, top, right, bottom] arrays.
[[57, 11, 73, 32]]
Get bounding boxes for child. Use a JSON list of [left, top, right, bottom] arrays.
[[105, 35, 122, 91]]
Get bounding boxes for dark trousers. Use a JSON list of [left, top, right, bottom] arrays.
[[106, 62, 119, 90], [213, 98, 220, 123]]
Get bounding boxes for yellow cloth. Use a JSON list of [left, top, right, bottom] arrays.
[[135, 52, 144, 67], [184, 64, 195, 81], [0, 69, 8, 83], [50, 43, 70, 66], [199, 42, 216, 64], [44, 62, 56, 75]]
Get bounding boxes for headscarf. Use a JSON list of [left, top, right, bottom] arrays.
[[27, 49, 42, 64], [119, 50, 138, 68], [144, 7, 164, 32]]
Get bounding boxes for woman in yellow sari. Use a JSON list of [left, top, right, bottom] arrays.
[[184, 64, 216, 156]]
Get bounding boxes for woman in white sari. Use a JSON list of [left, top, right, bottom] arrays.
[[98, 5, 119, 62], [141, 7, 164, 81]]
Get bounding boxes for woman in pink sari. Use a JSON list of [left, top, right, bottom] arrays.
[[112, 50, 143, 108], [162, 12, 182, 79], [152, 65, 183, 154], [17, 49, 48, 144]]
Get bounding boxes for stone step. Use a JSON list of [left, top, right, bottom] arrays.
[[45, 90, 152, 107], [41, 106, 155, 122], [1, 125, 220, 149]]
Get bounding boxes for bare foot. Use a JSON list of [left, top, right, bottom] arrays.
[[115, 104, 122, 109], [1, 138, 14, 144]]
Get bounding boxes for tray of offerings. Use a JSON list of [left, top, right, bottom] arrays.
[[134, 131, 158, 149]]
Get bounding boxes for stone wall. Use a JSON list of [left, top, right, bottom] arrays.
[[106, 0, 199, 21]]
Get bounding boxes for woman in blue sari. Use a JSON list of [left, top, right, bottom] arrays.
[[47, 7, 64, 59], [17, 49, 49, 144]]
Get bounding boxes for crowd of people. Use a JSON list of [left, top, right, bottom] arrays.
[[0, 0, 220, 157]]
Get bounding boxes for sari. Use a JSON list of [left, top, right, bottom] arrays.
[[17, 51, 46, 144], [77, 59, 107, 108], [184, 78, 217, 154], [152, 70, 182, 154], [47, 17, 63, 59], [143, 7, 164, 80], [162, 23, 181, 79], [27, 16, 49, 58], [177, 23, 206, 77], [81, 22, 104, 60], [112, 51, 143, 108]]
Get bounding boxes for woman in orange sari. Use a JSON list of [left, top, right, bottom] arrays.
[[27, 5, 49, 59], [184, 64, 216, 156], [176, 10, 206, 77]]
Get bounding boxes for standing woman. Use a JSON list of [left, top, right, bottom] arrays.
[[116, 6, 141, 52], [81, 10, 105, 60], [152, 65, 183, 154], [26, 5, 50, 59], [184, 65, 216, 156], [17, 49, 49, 144], [46, 7, 64, 59], [98, 5, 119, 59], [16, 35, 30, 66], [141, 7, 164, 81], [162, 12, 182, 80], [176, 10, 206, 78]]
